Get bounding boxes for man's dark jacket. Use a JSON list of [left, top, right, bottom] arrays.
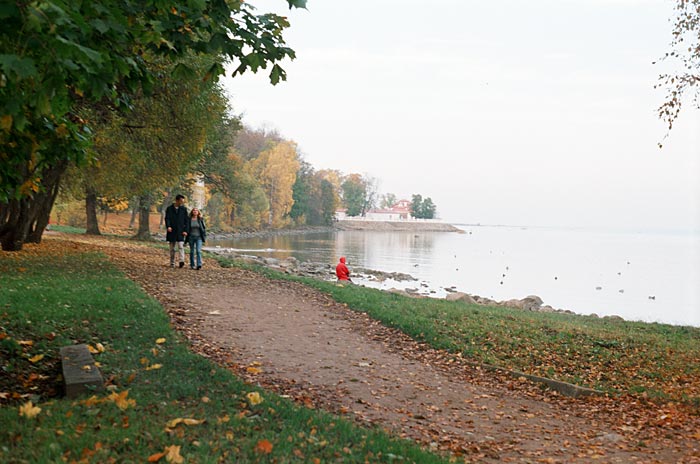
[[164, 204, 188, 242]]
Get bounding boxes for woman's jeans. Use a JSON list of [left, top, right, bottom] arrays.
[[189, 237, 203, 268]]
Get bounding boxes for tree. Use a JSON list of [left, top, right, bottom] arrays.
[[0, 0, 304, 251], [421, 197, 437, 219], [410, 194, 437, 219], [249, 141, 300, 228], [87, 56, 229, 239], [341, 174, 367, 217], [656, 0, 700, 134], [410, 194, 423, 219], [319, 179, 337, 225], [290, 160, 315, 224], [380, 193, 397, 209]]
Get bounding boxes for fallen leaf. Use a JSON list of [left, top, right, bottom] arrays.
[[107, 390, 136, 410], [145, 364, 162, 371], [166, 417, 205, 428], [17, 340, 34, 346], [19, 401, 41, 419], [255, 439, 273, 454], [246, 391, 263, 406], [246, 366, 262, 375], [147, 451, 166, 462], [217, 415, 230, 424], [95, 342, 105, 352], [87, 345, 99, 354], [164, 445, 184, 463], [201, 396, 210, 403], [28, 354, 44, 363], [156, 338, 166, 344]]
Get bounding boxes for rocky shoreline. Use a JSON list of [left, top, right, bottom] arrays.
[[205, 247, 626, 321], [335, 220, 464, 233]]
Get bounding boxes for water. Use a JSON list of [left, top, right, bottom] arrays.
[[209, 226, 700, 327]]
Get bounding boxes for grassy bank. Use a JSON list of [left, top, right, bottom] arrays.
[[217, 256, 700, 407], [0, 246, 446, 463]]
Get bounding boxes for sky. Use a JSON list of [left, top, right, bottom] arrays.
[[221, 0, 700, 232]]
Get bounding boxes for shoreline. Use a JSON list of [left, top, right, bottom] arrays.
[[205, 247, 642, 325]]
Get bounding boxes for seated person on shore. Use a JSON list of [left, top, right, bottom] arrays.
[[336, 256, 352, 282]]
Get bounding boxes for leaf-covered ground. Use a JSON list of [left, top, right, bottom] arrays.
[[0, 239, 447, 463], [44, 232, 700, 463]]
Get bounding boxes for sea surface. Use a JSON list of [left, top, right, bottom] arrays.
[[209, 225, 700, 327]]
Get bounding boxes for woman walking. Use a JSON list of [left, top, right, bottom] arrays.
[[186, 208, 206, 270]]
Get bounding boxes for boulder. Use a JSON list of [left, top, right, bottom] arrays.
[[521, 295, 544, 311], [445, 292, 477, 304]]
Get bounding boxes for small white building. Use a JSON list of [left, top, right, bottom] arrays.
[[363, 199, 412, 221]]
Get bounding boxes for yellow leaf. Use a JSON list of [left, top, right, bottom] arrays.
[[201, 396, 210, 403], [107, 390, 136, 410], [155, 338, 166, 344], [82, 365, 92, 371], [17, 340, 34, 346], [19, 401, 41, 419], [164, 445, 184, 464], [145, 364, 162, 371], [81, 395, 100, 407], [0, 114, 12, 132], [140, 357, 150, 366], [28, 354, 44, 363], [246, 391, 263, 406], [225, 431, 234, 440], [217, 415, 230, 424], [246, 366, 262, 375], [95, 342, 105, 352], [166, 417, 205, 428], [151, 348, 159, 356], [94, 361, 102, 367]]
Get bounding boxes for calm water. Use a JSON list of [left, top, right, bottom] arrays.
[[209, 226, 700, 327]]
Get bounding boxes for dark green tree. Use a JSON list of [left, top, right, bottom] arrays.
[[0, 0, 304, 250], [410, 194, 423, 218], [342, 174, 367, 217]]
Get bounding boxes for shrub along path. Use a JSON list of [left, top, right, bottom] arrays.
[[72, 234, 698, 463]]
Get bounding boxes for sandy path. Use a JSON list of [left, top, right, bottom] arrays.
[[66, 235, 699, 463]]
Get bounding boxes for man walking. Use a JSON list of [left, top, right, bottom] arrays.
[[165, 194, 188, 268]]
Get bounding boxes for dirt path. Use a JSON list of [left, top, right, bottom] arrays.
[[63, 234, 699, 463]]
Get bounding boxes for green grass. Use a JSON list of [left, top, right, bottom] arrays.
[[217, 256, 700, 406], [0, 249, 448, 463], [48, 224, 87, 234]]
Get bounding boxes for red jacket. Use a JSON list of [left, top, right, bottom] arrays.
[[336, 257, 351, 281]]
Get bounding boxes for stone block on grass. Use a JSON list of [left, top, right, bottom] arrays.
[[60, 344, 104, 398]]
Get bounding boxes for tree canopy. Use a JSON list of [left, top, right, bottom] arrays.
[[0, 0, 305, 250], [656, 0, 700, 133]]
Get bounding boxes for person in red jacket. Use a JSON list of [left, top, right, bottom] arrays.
[[335, 256, 352, 282]]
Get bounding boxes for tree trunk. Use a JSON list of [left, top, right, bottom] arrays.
[[1, 161, 67, 250], [129, 198, 139, 228], [133, 194, 152, 240], [26, 168, 63, 244], [85, 188, 101, 235]]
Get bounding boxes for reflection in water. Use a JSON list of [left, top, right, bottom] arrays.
[[209, 228, 700, 327]]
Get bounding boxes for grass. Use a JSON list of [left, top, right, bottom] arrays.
[[48, 224, 87, 234], [216, 256, 700, 407], [0, 247, 448, 463]]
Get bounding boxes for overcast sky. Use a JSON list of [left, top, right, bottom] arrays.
[[221, 0, 699, 232]]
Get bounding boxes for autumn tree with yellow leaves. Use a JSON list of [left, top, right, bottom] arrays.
[[249, 141, 300, 228]]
